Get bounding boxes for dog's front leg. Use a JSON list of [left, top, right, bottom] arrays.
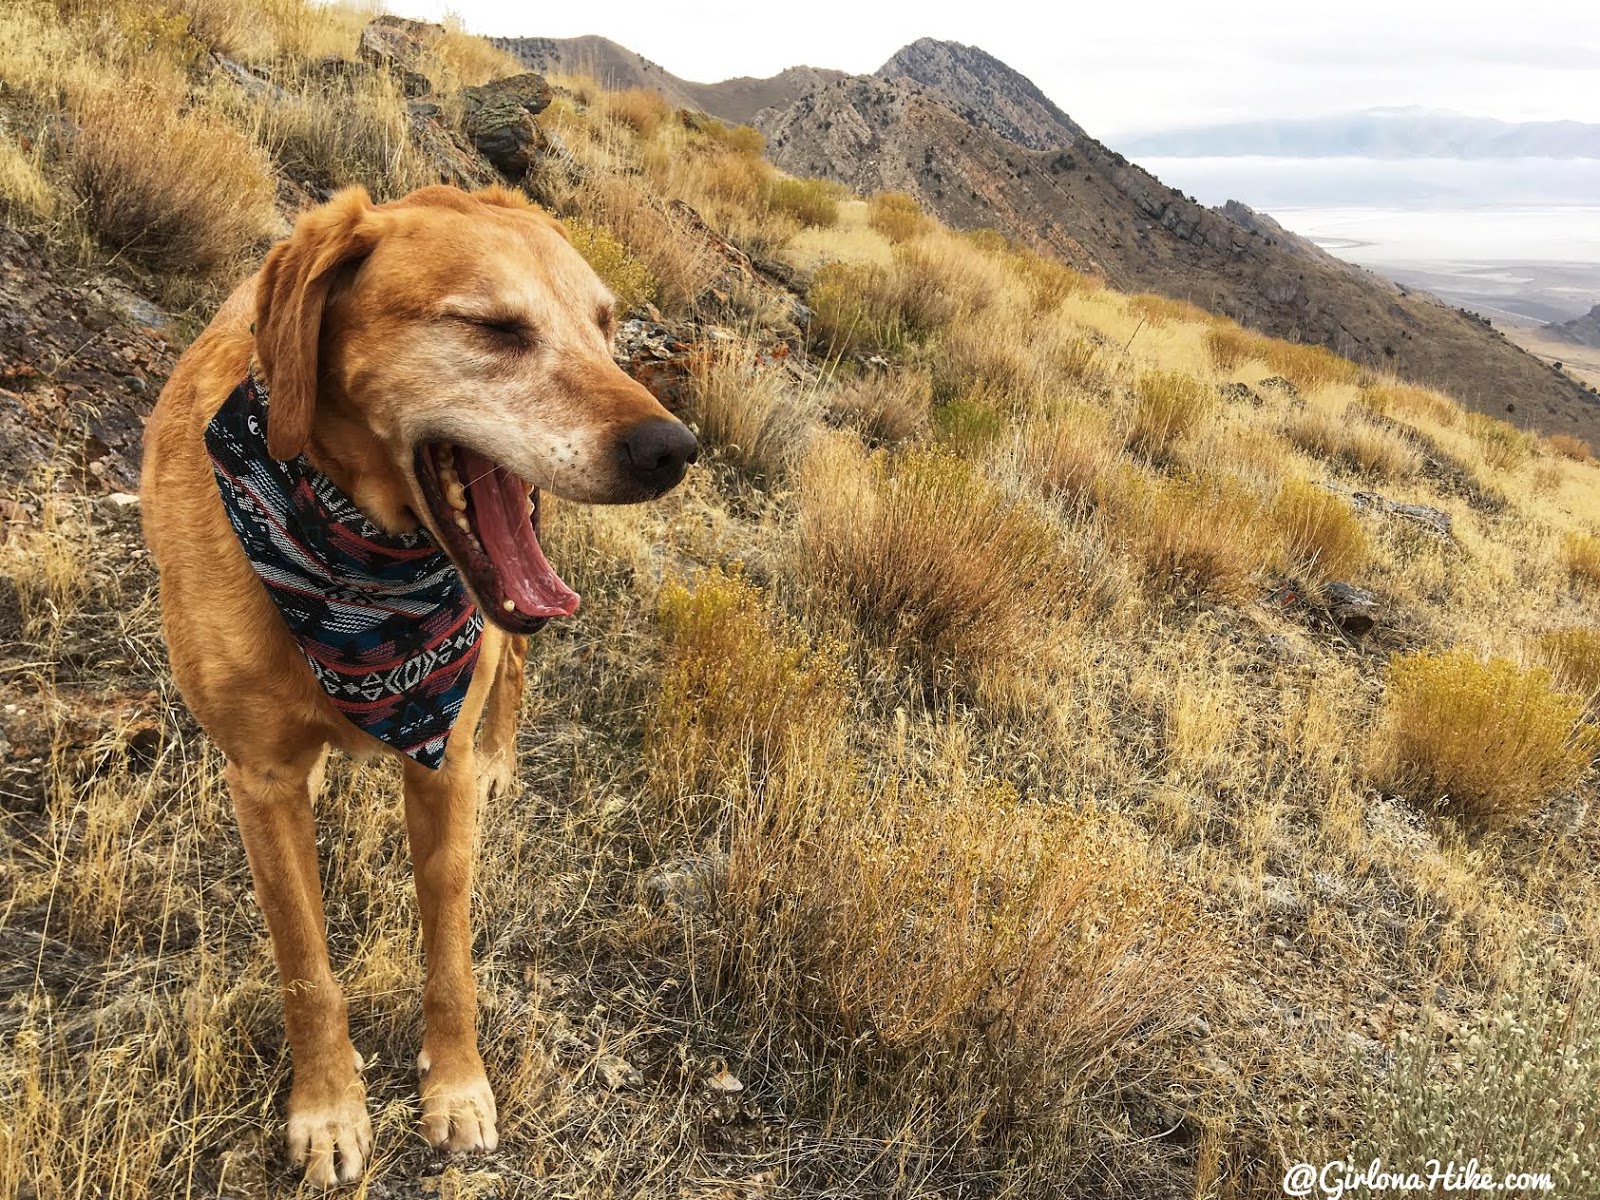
[[403, 744, 499, 1154], [230, 751, 372, 1187]]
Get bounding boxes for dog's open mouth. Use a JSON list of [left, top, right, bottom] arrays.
[[414, 443, 579, 632]]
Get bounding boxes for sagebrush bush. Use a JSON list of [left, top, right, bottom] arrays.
[[1271, 478, 1370, 584], [1283, 405, 1419, 480], [763, 175, 843, 227], [1370, 649, 1598, 828], [1563, 532, 1600, 589], [1547, 433, 1593, 462], [565, 217, 657, 312], [827, 369, 932, 445], [1127, 370, 1215, 461], [649, 567, 846, 807], [1535, 628, 1600, 701], [799, 443, 1091, 674], [687, 338, 816, 480], [1348, 953, 1600, 1192], [69, 86, 274, 275], [717, 773, 1201, 1176], [1101, 468, 1268, 600], [867, 190, 926, 242]]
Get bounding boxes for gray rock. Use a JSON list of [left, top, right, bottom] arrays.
[[357, 15, 437, 96], [1323, 580, 1379, 636]]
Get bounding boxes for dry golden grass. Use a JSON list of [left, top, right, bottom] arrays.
[[1283, 404, 1420, 480], [763, 175, 843, 228], [1563, 531, 1600, 589], [1261, 340, 1361, 390], [798, 441, 1094, 676], [1126, 369, 1215, 461], [1014, 407, 1120, 509], [1369, 649, 1599, 829], [242, 67, 438, 201], [1101, 467, 1268, 600], [717, 771, 1204, 1178], [69, 86, 275, 275], [1207, 324, 1263, 372], [686, 337, 818, 480], [1535, 628, 1600, 702], [648, 567, 847, 807], [1548, 433, 1594, 462], [573, 175, 720, 313], [1465, 411, 1537, 472], [14, 6, 1600, 1195], [0, 128, 56, 221], [1127, 291, 1212, 327], [598, 87, 673, 138], [827, 368, 933, 445], [1271, 478, 1371, 584]]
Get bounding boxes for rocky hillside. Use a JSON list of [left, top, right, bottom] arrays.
[[755, 39, 1600, 440], [490, 34, 843, 126], [1552, 304, 1600, 350]]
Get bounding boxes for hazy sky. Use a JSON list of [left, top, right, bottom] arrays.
[[390, 0, 1600, 138]]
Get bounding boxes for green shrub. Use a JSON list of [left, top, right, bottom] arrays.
[[763, 175, 843, 227], [1370, 649, 1598, 828], [566, 217, 657, 312]]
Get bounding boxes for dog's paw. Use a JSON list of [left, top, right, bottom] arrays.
[[417, 1047, 499, 1153], [286, 1066, 373, 1188], [479, 752, 517, 803]]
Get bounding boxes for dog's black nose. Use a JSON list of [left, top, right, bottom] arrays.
[[620, 418, 698, 492]]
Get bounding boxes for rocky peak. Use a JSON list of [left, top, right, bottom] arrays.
[[875, 38, 1085, 152]]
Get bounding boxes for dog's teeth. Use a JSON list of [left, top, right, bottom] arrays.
[[447, 483, 466, 510], [455, 514, 470, 532], [525, 494, 535, 515], [502, 599, 516, 613]]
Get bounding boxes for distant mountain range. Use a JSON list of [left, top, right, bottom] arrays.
[[488, 34, 843, 126], [1119, 109, 1600, 159], [492, 35, 1600, 437]]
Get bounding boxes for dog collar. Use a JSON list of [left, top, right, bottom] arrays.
[[204, 372, 482, 769]]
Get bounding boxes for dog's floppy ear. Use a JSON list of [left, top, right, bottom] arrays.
[[254, 187, 382, 461]]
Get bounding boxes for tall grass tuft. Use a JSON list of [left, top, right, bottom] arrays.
[[69, 87, 274, 275], [1126, 370, 1215, 461], [687, 338, 818, 481], [799, 443, 1093, 675]]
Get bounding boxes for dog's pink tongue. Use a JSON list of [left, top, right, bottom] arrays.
[[458, 448, 580, 618]]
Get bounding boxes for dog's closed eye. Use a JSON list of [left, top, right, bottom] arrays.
[[449, 310, 536, 351]]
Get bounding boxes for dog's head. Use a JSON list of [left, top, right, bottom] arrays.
[[253, 185, 697, 632]]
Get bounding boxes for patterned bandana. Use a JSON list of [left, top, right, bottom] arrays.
[[205, 372, 482, 769]]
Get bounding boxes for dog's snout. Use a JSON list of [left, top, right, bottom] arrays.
[[619, 418, 698, 491]]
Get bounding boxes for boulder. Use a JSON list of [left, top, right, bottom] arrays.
[[1323, 581, 1379, 637], [357, 15, 437, 96], [459, 73, 553, 179]]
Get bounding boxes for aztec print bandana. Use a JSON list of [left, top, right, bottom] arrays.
[[205, 372, 482, 770]]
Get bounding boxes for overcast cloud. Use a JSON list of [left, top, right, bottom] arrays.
[[388, 0, 1600, 138]]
